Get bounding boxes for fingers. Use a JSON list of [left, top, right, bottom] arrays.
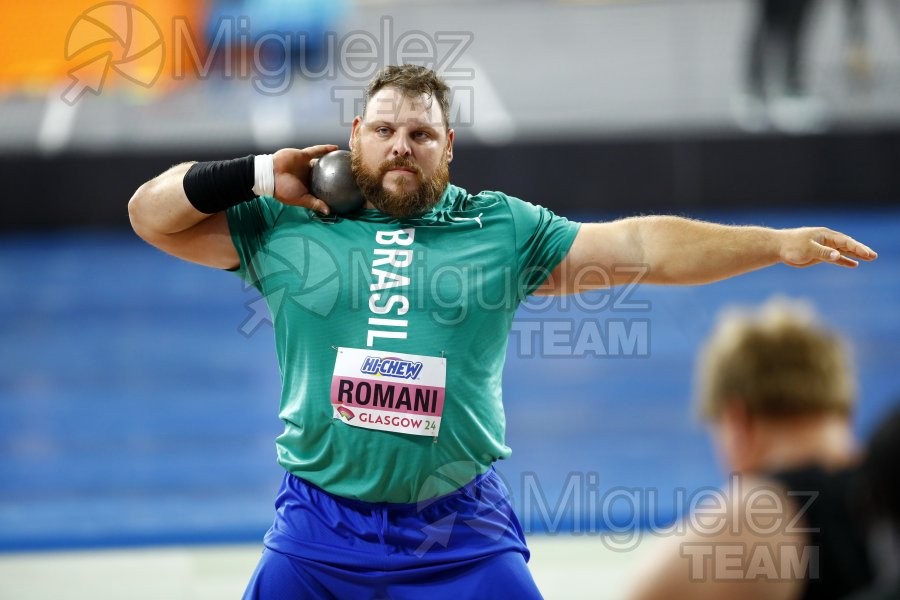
[[301, 193, 331, 216], [834, 255, 860, 268], [811, 241, 859, 268], [302, 144, 339, 159], [274, 145, 338, 173], [820, 230, 878, 261], [278, 194, 331, 215], [299, 150, 335, 215], [271, 144, 338, 215], [793, 228, 878, 270]]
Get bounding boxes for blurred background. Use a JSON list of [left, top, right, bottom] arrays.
[[1, 0, 898, 598]]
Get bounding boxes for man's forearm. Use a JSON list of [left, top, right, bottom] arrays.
[[636, 216, 781, 285]]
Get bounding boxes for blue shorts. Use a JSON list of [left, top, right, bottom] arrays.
[[243, 469, 543, 599]]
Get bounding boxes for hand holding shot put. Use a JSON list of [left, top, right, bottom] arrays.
[[127, 65, 878, 599], [270, 144, 341, 214]]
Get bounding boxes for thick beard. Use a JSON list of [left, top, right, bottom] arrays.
[[351, 151, 449, 219]]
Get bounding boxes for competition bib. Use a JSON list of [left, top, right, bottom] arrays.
[[331, 347, 446, 437]]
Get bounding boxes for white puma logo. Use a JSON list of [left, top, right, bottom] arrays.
[[448, 212, 483, 229]]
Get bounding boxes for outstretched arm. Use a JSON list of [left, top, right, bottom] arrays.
[[538, 216, 877, 294]]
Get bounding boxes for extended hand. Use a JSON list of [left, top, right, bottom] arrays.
[[272, 144, 339, 214], [778, 227, 877, 268]]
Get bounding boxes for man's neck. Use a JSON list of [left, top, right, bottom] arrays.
[[751, 415, 858, 473]]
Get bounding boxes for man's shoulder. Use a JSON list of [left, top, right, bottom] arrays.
[[444, 185, 512, 212], [443, 185, 547, 218]]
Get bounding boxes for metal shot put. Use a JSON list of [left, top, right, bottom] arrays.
[[311, 150, 364, 215]]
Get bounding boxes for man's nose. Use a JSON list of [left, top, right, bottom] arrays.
[[391, 135, 411, 157]]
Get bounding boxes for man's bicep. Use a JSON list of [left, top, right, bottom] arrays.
[[533, 220, 643, 295], [137, 211, 240, 270]]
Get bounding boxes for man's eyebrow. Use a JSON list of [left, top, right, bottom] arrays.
[[366, 119, 440, 131]]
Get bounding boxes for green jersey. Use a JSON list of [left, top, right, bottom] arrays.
[[226, 184, 580, 503]]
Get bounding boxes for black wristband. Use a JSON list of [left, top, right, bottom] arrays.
[[183, 154, 256, 214]]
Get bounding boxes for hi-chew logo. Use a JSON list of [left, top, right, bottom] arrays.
[[360, 356, 423, 380]]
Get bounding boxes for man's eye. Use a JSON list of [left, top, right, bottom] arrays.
[[376, 127, 391, 135]]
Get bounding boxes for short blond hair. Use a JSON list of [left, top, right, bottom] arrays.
[[697, 297, 855, 421]]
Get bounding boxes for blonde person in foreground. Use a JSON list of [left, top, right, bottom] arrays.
[[628, 298, 876, 600], [129, 64, 877, 599]]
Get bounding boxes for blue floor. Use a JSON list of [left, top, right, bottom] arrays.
[[1, 209, 898, 551]]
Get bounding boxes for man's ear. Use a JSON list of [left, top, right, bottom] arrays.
[[349, 116, 362, 149], [446, 128, 455, 163]]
